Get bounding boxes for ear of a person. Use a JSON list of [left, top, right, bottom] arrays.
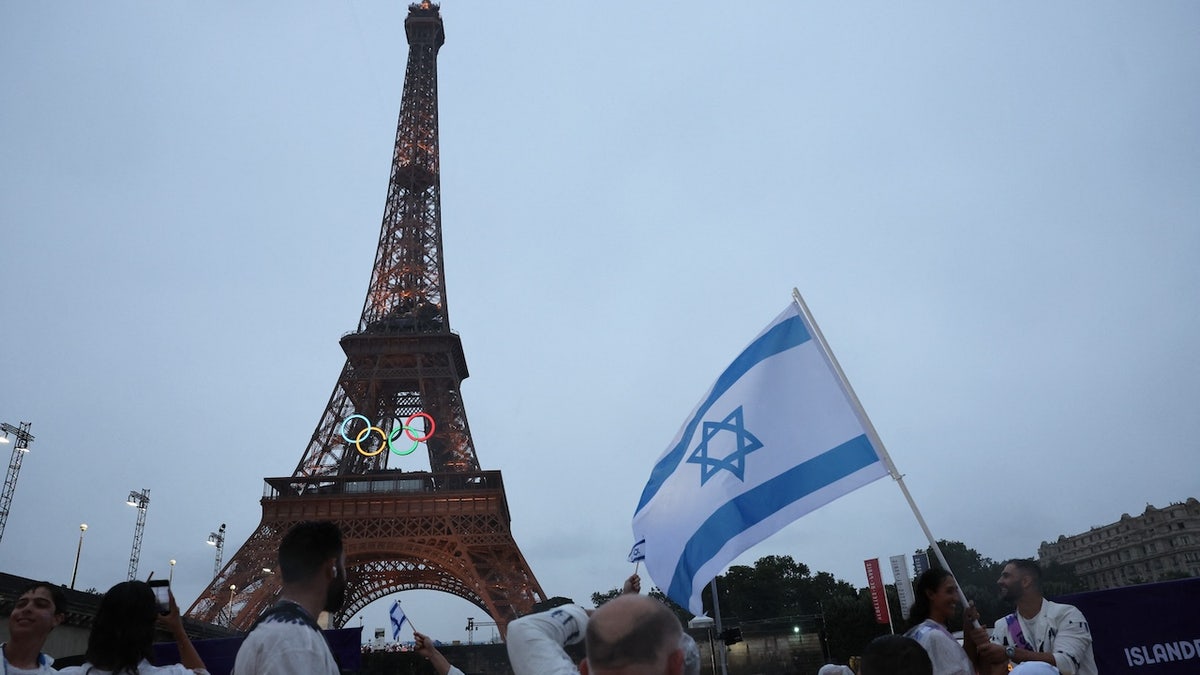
[[668, 648, 684, 675]]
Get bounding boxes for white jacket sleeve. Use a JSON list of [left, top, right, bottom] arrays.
[[505, 604, 589, 675], [1048, 605, 1093, 674]]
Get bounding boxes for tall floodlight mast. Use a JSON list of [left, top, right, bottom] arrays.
[[126, 488, 151, 580], [0, 421, 35, 546], [207, 523, 226, 578]]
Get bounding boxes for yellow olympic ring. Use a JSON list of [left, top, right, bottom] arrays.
[[339, 414, 435, 458]]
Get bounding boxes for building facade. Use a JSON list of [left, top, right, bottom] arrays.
[[1038, 498, 1200, 590]]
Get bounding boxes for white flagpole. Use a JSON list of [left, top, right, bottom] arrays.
[[790, 289, 975, 618]]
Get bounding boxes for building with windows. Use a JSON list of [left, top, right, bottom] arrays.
[[1038, 498, 1200, 590]]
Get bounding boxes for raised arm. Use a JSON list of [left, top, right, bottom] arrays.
[[158, 592, 209, 674], [505, 604, 590, 675]]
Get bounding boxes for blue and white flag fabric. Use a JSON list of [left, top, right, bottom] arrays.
[[628, 538, 647, 563], [632, 299, 889, 614], [390, 600, 409, 641]]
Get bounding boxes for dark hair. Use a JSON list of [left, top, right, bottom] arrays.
[[586, 597, 682, 670], [84, 581, 158, 673], [1003, 559, 1042, 590], [860, 635, 933, 675], [907, 568, 952, 627], [19, 581, 68, 616], [279, 521, 343, 583]]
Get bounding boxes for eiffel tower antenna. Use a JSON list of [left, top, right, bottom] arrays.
[[187, 2, 545, 632]]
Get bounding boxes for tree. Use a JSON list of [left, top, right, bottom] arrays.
[[1040, 561, 1087, 597], [591, 585, 691, 626]]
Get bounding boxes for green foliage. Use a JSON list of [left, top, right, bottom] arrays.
[[591, 585, 691, 626], [1040, 561, 1087, 597]]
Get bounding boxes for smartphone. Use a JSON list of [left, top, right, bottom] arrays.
[[149, 579, 171, 615]]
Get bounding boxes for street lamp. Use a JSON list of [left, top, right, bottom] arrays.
[[169, 559, 177, 583], [226, 584, 237, 627], [70, 523, 88, 589], [125, 489, 151, 581]]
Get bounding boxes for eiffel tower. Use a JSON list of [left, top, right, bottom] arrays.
[[187, 1, 545, 632]]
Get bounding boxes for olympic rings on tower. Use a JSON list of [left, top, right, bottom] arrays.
[[339, 413, 435, 458]]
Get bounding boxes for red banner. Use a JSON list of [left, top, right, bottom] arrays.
[[864, 558, 889, 625]]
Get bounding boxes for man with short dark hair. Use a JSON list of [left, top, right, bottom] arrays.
[[967, 559, 1096, 675], [233, 521, 347, 675], [2, 581, 67, 674]]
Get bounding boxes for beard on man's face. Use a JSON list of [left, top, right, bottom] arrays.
[[325, 579, 346, 613], [325, 567, 347, 613]]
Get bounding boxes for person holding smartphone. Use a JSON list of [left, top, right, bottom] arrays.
[[55, 581, 208, 675]]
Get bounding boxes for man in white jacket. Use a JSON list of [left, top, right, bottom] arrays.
[[967, 559, 1097, 675]]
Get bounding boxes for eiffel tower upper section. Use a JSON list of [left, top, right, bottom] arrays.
[[294, 0, 478, 480]]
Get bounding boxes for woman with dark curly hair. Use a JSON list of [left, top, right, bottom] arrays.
[[56, 581, 208, 675], [902, 568, 972, 675]]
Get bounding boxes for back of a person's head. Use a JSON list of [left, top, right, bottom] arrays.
[[860, 635, 933, 675], [85, 581, 157, 672], [279, 520, 343, 583], [20, 581, 68, 616], [585, 595, 683, 673]]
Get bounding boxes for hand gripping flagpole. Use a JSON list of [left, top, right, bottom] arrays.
[[790, 289, 977, 624]]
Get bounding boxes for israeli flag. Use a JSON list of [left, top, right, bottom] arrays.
[[628, 538, 646, 563], [632, 299, 889, 614], [390, 600, 409, 641]]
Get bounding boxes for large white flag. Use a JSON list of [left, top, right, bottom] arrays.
[[632, 298, 889, 614]]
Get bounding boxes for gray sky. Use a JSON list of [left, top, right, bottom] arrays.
[[2, 1, 1198, 645]]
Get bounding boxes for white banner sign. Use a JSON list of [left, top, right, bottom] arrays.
[[890, 554, 916, 620]]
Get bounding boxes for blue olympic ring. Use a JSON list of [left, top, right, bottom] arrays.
[[339, 413, 435, 458]]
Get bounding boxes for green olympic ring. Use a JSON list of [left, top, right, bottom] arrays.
[[339, 413, 435, 458]]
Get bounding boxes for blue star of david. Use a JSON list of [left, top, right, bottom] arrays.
[[686, 406, 764, 485]]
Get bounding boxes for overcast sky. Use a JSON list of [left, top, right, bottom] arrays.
[[2, 0, 1198, 646]]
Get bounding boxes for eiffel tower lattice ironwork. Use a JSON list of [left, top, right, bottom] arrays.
[[186, 1, 545, 632]]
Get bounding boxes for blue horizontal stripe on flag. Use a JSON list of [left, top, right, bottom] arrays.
[[635, 313, 811, 514], [666, 434, 880, 606]]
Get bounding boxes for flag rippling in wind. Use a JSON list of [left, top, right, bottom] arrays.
[[390, 600, 409, 641], [632, 297, 889, 614]]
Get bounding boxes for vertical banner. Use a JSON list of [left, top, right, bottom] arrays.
[[890, 554, 916, 620], [864, 558, 890, 625], [912, 552, 930, 577]]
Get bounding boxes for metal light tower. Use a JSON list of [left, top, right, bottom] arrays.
[[126, 488, 151, 580], [0, 421, 36, 545], [207, 523, 226, 578]]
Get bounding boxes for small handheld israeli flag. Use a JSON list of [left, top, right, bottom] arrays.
[[628, 538, 646, 563], [390, 600, 409, 641]]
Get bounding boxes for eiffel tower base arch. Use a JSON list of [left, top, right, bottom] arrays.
[[186, 472, 545, 635]]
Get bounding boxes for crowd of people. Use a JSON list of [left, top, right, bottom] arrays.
[[3, 520, 1096, 675]]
